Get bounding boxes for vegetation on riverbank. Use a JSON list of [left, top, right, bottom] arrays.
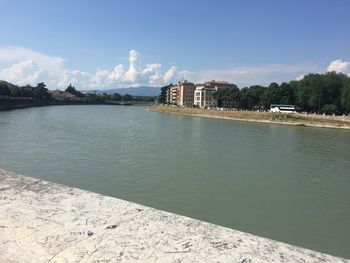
[[159, 72, 350, 114], [0, 81, 155, 110], [149, 105, 350, 129]]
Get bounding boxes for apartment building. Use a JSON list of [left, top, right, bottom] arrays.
[[165, 85, 179, 105], [165, 81, 196, 106], [194, 85, 217, 108], [165, 80, 235, 107], [193, 80, 236, 108]]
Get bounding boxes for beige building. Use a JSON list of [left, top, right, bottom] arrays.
[[194, 85, 217, 108], [166, 81, 196, 106], [166, 85, 179, 105], [165, 80, 235, 106], [194, 80, 236, 108]]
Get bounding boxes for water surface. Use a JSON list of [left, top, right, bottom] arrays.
[[0, 105, 349, 258]]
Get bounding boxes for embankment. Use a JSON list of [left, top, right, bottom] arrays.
[[0, 98, 95, 111], [149, 105, 350, 129], [0, 98, 154, 111], [0, 168, 348, 262], [0, 98, 56, 111]]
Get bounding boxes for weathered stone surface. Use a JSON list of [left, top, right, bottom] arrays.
[[0, 168, 348, 262]]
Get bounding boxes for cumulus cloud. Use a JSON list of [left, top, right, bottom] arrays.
[[142, 63, 161, 75], [0, 46, 84, 89], [327, 59, 350, 75], [0, 46, 64, 72], [108, 65, 124, 80], [1, 46, 349, 89], [163, 66, 177, 83], [0, 60, 42, 85], [0, 46, 181, 89], [124, 49, 139, 82]]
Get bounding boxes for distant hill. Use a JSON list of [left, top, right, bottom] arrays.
[[81, 86, 160, 96]]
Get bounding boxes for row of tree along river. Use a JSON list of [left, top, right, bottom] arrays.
[[158, 72, 350, 115], [2, 71, 350, 114], [0, 81, 155, 110]]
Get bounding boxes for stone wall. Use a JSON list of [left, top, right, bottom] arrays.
[[0, 168, 348, 262]]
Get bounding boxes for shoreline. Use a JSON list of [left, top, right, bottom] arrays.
[[0, 99, 152, 111], [0, 98, 107, 111], [148, 105, 350, 130]]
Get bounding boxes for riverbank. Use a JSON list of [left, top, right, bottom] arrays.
[[0, 168, 348, 262], [0, 98, 99, 111], [149, 105, 350, 129], [0, 98, 54, 111], [0, 98, 153, 111]]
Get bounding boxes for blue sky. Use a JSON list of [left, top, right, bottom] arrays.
[[0, 0, 349, 89]]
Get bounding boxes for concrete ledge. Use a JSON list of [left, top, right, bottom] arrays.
[[0, 168, 348, 262]]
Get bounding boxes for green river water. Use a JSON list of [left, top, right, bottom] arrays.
[[0, 105, 349, 258]]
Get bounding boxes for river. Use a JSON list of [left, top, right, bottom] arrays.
[[0, 105, 349, 258]]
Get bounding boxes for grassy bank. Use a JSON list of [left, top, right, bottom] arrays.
[[148, 105, 350, 129]]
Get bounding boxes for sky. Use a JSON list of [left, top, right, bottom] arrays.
[[0, 0, 349, 89]]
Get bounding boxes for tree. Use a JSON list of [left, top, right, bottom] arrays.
[[322, 72, 345, 112], [133, 96, 155, 102], [0, 82, 11, 97], [65, 83, 83, 97], [322, 104, 337, 114], [295, 74, 322, 112], [33, 82, 51, 99], [36, 82, 46, 89], [111, 93, 122, 101], [279, 82, 295, 105], [262, 82, 282, 108], [159, 84, 172, 104], [122, 94, 133, 101], [239, 85, 266, 109], [341, 78, 350, 113], [213, 85, 240, 108], [22, 85, 35, 98]]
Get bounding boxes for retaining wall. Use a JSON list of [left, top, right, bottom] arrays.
[[0, 169, 348, 262]]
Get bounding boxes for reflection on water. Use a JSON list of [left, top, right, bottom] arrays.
[[0, 105, 349, 258]]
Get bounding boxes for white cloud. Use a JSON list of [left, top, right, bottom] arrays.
[[1, 46, 348, 90], [124, 49, 139, 82], [0, 46, 80, 89], [149, 70, 162, 86], [109, 65, 124, 80], [142, 63, 161, 75], [140, 63, 162, 85], [163, 66, 177, 83], [0, 60, 41, 85], [327, 59, 350, 75], [0, 46, 180, 89], [296, 74, 305, 81], [0, 46, 64, 72]]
